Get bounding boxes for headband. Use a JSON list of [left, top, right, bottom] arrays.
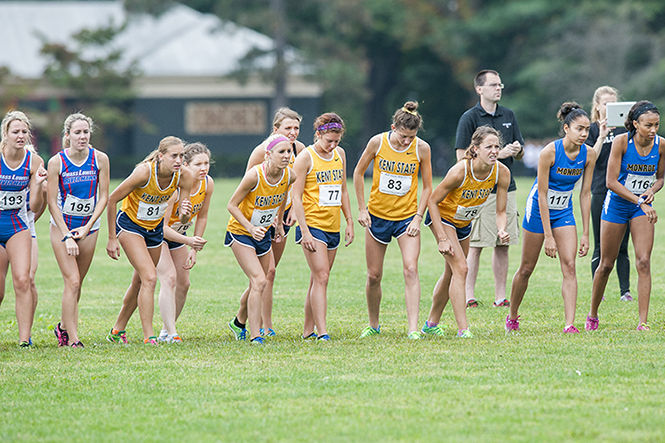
[[266, 135, 289, 152], [316, 122, 343, 132], [632, 102, 659, 122], [401, 107, 418, 116]]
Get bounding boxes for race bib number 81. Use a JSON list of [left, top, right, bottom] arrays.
[[319, 184, 342, 206], [137, 201, 168, 221]]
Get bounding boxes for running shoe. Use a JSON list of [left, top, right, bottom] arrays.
[[228, 320, 247, 341], [250, 336, 265, 345], [316, 334, 331, 342], [19, 341, 33, 348], [505, 315, 520, 333], [144, 336, 159, 345], [466, 299, 479, 308], [407, 331, 422, 340], [637, 323, 651, 331], [157, 329, 168, 342], [166, 334, 183, 343], [106, 328, 128, 344], [302, 332, 318, 340], [260, 328, 276, 337], [585, 316, 599, 331], [359, 325, 380, 338], [493, 299, 510, 307], [70, 341, 85, 348], [54, 322, 69, 347], [620, 292, 633, 302], [421, 322, 446, 337], [457, 329, 473, 338], [563, 325, 580, 334]]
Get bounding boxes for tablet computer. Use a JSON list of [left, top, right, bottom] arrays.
[[606, 101, 635, 127]]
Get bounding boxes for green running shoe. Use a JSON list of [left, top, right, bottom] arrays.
[[407, 331, 422, 340], [457, 328, 473, 338], [228, 320, 247, 341], [106, 328, 128, 344], [421, 322, 445, 337], [359, 325, 380, 338]]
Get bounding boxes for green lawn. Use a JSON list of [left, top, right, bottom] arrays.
[[1, 177, 664, 442]]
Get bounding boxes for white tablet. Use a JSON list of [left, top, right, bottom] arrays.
[[606, 101, 635, 127]]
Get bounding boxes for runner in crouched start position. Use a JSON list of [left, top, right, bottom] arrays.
[[49, 113, 110, 348], [106, 136, 193, 345], [507, 102, 596, 334], [587, 101, 663, 331], [353, 101, 432, 339], [422, 126, 510, 338], [225, 134, 294, 344], [157, 142, 213, 343], [292, 113, 354, 341]]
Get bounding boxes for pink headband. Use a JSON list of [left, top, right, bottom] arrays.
[[266, 135, 289, 152]]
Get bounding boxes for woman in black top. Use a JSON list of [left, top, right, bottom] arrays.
[[588, 86, 631, 301]]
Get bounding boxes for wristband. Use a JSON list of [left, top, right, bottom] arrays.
[[637, 196, 645, 206], [62, 233, 72, 242], [415, 213, 423, 218]]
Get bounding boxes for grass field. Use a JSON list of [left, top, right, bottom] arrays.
[[2, 177, 665, 442]]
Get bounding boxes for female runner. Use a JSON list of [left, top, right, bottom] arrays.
[[0, 111, 47, 347], [49, 113, 110, 348], [507, 102, 596, 333], [106, 136, 193, 344], [587, 101, 663, 331], [587, 86, 631, 301], [157, 142, 213, 343], [292, 113, 354, 341], [353, 101, 432, 339], [225, 134, 294, 344], [422, 126, 510, 338], [229, 108, 305, 339]]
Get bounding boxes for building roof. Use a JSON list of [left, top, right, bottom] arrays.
[[0, 1, 300, 78]]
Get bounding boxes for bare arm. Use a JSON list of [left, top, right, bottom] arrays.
[[578, 148, 596, 257], [106, 163, 151, 259], [428, 162, 466, 255], [353, 134, 380, 228], [226, 168, 263, 240], [338, 147, 354, 247], [495, 162, 511, 244], [536, 144, 556, 257]]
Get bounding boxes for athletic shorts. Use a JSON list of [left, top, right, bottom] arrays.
[[424, 211, 472, 241], [295, 225, 340, 250], [0, 212, 29, 248], [367, 213, 414, 244], [224, 231, 272, 256], [469, 191, 520, 247], [164, 239, 186, 250], [601, 192, 647, 224], [522, 200, 575, 234], [268, 207, 292, 238], [27, 210, 36, 239], [115, 210, 164, 248]]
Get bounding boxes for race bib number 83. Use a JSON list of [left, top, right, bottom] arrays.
[[378, 172, 411, 196]]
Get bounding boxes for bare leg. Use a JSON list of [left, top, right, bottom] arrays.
[[465, 247, 482, 303], [364, 230, 388, 330], [509, 230, 544, 320], [630, 217, 654, 325], [397, 232, 421, 333], [552, 226, 579, 326], [589, 221, 625, 318], [6, 230, 33, 342], [492, 245, 509, 303]]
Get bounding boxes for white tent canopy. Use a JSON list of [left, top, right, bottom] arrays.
[[0, 1, 301, 79]]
